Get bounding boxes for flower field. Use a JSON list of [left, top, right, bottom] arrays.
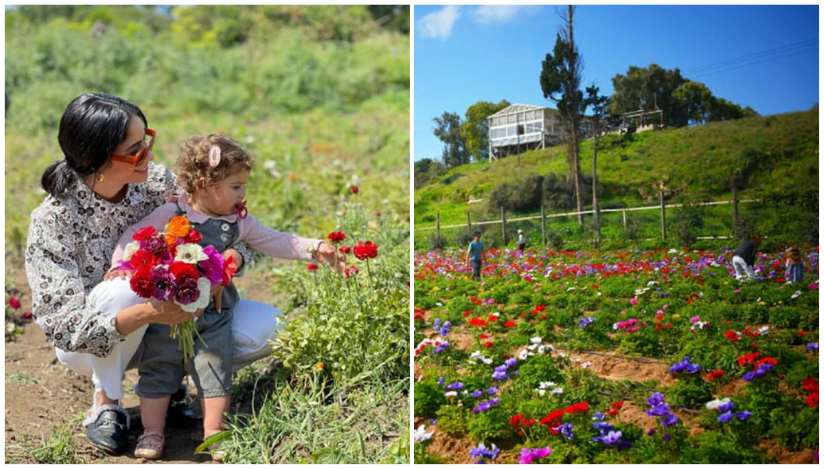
[[413, 246, 819, 463]]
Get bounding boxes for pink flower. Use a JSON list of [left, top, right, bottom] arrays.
[[8, 296, 21, 309], [630, 298, 638, 306], [734, 289, 741, 294]]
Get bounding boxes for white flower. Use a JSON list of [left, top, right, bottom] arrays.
[[175, 243, 209, 264], [668, 248, 678, 254], [122, 242, 139, 261], [537, 389, 546, 396], [445, 391, 457, 398], [530, 336, 543, 345], [519, 350, 529, 360], [414, 425, 433, 443], [647, 281, 659, 287], [436, 302, 443, 307], [538, 381, 556, 389], [758, 326, 770, 335], [179, 277, 212, 313], [527, 344, 538, 351], [582, 362, 592, 368], [537, 345, 546, 355], [550, 387, 564, 395], [706, 397, 731, 410], [545, 344, 555, 353], [791, 290, 802, 300]]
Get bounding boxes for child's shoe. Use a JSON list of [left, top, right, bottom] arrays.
[[134, 429, 165, 460]]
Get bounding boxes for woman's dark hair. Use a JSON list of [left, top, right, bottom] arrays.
[[40, 93, 148, 197]]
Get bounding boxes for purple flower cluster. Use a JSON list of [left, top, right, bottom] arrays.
[[808, 342, 819, 352], [742, 363, 773, 381], [443, 381, 463, 391], [669, 355, 700, 374], [471, 397, 500, 414], [433, 318, 452, 337], [469, 443, 500, 463], [708, 398, 752, 423], [492, 357, 518, 381], [577, 316, 596, 328], [518, 446, 552, 464], [559, 423, 574, 440], [645, 392, 679, 428]]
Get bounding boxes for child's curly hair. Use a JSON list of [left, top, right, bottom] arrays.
[[176, 134, 254, 194], [786, 247, 803, 265]]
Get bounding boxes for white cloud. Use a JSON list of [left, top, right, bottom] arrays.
[[418, 5, 461, 40], [471, 5, 534, 25]]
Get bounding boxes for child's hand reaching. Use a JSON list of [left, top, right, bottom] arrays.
[[313, 241, 346, 273]]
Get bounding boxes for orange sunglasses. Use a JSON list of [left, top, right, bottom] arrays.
[[111, 128, 156, 166]]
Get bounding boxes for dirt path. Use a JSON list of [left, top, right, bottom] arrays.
[[4, 257, 287, 464]]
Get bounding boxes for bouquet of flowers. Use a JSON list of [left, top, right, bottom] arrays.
[[118, 215, 237, 360]]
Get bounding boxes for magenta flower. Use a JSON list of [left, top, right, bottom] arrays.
[[518, 446, 552, 464], [197, 245, 226, 287]]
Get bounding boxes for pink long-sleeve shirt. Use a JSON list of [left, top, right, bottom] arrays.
[[112, 193, 321, 267]]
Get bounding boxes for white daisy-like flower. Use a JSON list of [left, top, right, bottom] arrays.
[[706, 397, 731, 410], [530, 336, 542, 345], [537, 389, 546, 396], [123, 241, 139, 261], [545, 344, 555, 353], [175, 243, 209, 264], [758, 326, 770, 335], [445, 391, 457, 398], [527, 344, 538, 351], [414, 425, 433, 443], [551, 387, 564, 395], [582, 362, 592, 368], [519, 349, 529, 360], [791, 290, 802, 300], [538, 345, 546, 354]]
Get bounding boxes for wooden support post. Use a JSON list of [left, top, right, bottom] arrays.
[[732, 186, 739, 224], [622, 209, 627, 231], [436, 212, 440, 240], [501, 207, 507, 245], [541, 204, 547, 245], [659, 190, 666, 241]]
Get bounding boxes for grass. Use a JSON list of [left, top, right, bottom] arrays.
[[5, 413, 85, 464], [415, 109, 818, 230], [220, 370, 409, 464]]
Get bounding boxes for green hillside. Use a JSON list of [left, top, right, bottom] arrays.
[[415, 109, 818, 249]]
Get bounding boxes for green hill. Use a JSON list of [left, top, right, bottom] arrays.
[[415, 109, 818, 250]]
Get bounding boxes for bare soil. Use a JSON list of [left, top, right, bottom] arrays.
[[5, 256, 287, 464]]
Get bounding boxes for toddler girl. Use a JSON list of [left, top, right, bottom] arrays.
[[785, 247, 804, 284], [109, 134, 340, 460]]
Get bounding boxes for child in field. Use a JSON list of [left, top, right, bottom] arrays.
[[731, 235, 760, 281], [465, 231, 484, 280], [109, 134, 341, 460], [784, 247, 804, 284], [517, 229, 526, 252]]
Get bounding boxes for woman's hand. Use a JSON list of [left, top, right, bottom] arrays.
[[313, 241, 346, 273], [222, 248, 244, 272], [210, 285, 224, 311], [104, 268, 131, 281], [146, 299, 204, 325]]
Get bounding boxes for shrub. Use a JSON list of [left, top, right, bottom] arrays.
[[768, 307, 800, 329], [435, 405, 469, 436], [414, 381, 447, 419]]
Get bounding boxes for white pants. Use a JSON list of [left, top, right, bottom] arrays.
[[732, 255, 755, 280], [55, 278, 284, 401]]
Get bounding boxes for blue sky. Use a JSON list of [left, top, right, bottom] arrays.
[[414, 5, 819, 161]]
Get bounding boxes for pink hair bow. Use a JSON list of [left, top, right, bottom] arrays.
[[209, 146, 221, 168]]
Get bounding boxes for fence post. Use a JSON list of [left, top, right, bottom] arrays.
[[466, 211, 472, 235], [501, 206, 507, 245], [622, 209, 627, 231], [659, 189, 666, 241], [732, 186, 739, 224], [541, 203, 547, 245], [436, 212, 440, 240]]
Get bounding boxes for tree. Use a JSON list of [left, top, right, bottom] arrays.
[[540, 5, 586, 226], [433, 111, 470, 168], [460, 99, 510, 162], [414, 158, 445, 189], [585, 84, 610, 247], [673, 80, 713, 125], [610, 64, 687, 127]]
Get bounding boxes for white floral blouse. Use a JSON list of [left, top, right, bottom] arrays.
[[24, 163, 250, 358]]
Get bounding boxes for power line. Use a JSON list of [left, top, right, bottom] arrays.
[[683, 38, 818, 76], [689, 45, 817, 79]]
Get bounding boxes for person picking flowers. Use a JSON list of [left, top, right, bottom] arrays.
[[108, 134, 343, 460]]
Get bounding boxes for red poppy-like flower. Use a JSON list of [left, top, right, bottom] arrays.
[[463, 310, 472, 317], [725, 330, 740, 341], [132, 226, 157, 241], [754, 356, 778, 367], [504, 320, 517, 328], [799, 331, 809, 337], [539, 314, 548, 320], [8, 296, 21, 310], [184, 228, 203, 244], [483, 341, 494, 348], [610, 401, 624, 409], [130, 266, 156, 298], [802, 378, 819, 392], [479, 334, 489, 340], [130, 250, 160, 270], [469, 317, 489, 327], [806, 392, 818, 408], [350, 185, 359, 194], [353, 241, 378, 260], [170, 261, 199, 281], [222, 256, 237, 286], [738, 352, 761, 366], [488, 315, 498, 322], [339, 245, 352, 254], [565, 401, 589, 414], [327, 231, 346, 243], [540, 410, 565, 427], [708, 370, 725, 381], [535, 305, 546, 312], [307, 263, 319, 271]]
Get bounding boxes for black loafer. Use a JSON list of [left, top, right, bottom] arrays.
[[166, 400, 199, 428], [86, 409, 129, 455]]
